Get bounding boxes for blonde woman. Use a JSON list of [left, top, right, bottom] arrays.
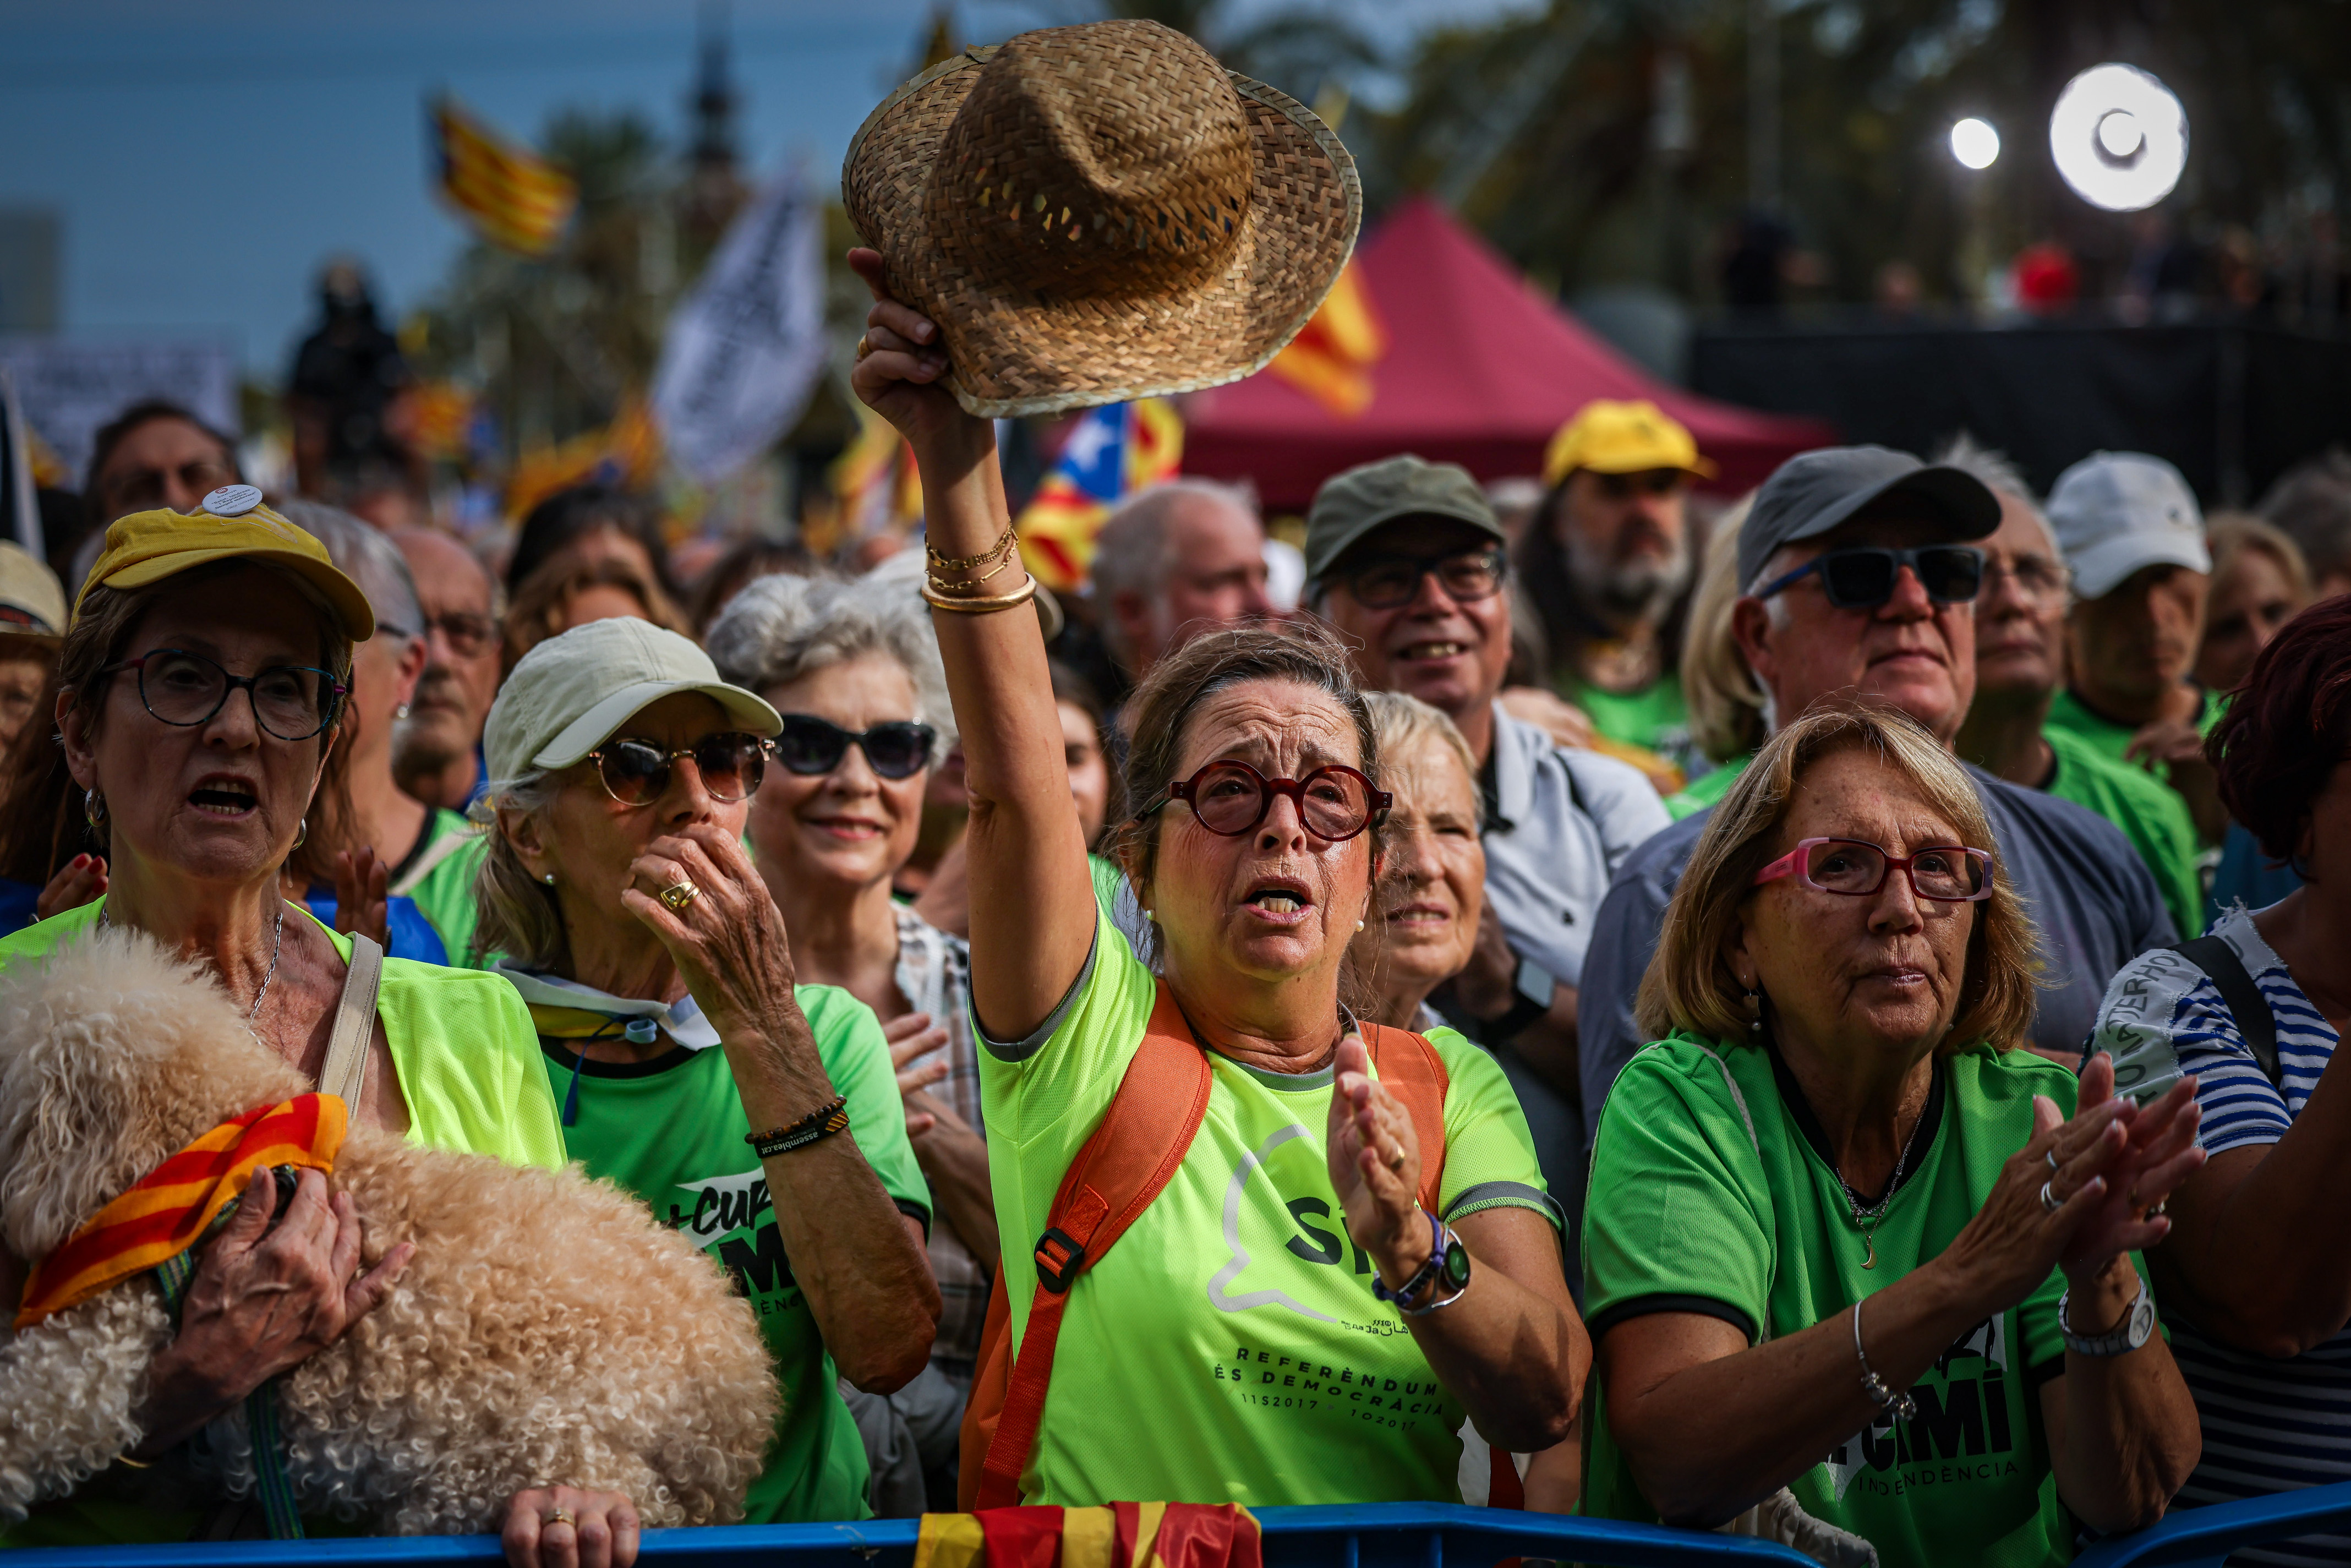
[[1669, 498, 1762, 819], [1582, 702, 2204, 1565]]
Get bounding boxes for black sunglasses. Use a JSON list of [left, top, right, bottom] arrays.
[[1756, 545, 1984, 610], [587, 732, 767, 806], [770, 714, 937, 781]]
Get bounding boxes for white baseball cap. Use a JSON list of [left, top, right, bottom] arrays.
[[2047, 451, 2209, 600], [484, 617, 781, 788]]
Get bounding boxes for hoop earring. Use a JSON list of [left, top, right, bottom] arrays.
[[292, 818, 308, 849], [83, 788, 107, 829]]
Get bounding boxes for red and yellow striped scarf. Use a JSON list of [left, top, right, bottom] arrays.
[[14, 1095, 347, 1329]]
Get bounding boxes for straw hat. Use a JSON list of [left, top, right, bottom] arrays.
[[843, 19, 1362, 419]]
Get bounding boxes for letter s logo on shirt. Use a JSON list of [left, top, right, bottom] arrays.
[[1206, 1124, 1339, 1323]]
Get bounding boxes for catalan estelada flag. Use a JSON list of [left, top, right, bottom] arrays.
[[1015, 399, 1183, 592], [430, 97, 577, 257], [915, 1502, 1259, 1568], [1266, 261, 1387, 418], [15, 1095, 348, 1329]]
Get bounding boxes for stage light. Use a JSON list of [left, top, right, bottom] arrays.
[[2050, 63, 2187, 211], [1950, 118, 2000, 170]]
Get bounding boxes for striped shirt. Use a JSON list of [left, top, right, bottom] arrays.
[[2088, 908, 2349, 1566]]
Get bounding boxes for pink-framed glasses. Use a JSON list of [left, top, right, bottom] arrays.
[[1752, 837, 1993, 903]]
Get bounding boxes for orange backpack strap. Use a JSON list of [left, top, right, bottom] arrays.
[[1359, 1021, 1450, 1215], [969, 980, 1213, 1509]]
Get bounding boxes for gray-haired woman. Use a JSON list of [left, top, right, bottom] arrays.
[[707, 567, 988, 1511]]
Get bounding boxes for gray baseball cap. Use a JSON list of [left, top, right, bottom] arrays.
[[1738, 445, 2002, 592], [2046, 451, 2208, 600], [1303, 455, 1503, 587]]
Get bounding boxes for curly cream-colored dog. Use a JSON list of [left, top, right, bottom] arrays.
[[0, 927, 778, 1534]]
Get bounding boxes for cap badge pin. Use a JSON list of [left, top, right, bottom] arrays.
[[202, 484, 264, 517]]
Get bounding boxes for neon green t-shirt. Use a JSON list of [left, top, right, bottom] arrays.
[[1560, 674, 1691, 760], [542, 983, 931, 1525], [981, 905, 1561, 1507], [392, 808, 483, 966], [1665, 751, 1753, 820], [2041, 726, 2201, 941], [2043, 687, 2222, 800], [0, 898, 565, 1548], [1582, 1034, 2085, 1568]]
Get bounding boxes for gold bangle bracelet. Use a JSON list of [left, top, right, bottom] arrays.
[[114, 1452, 154, 1469], [921, 573, 1039, 614]]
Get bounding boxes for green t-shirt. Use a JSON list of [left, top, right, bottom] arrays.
[[2043, 687, 2222, 800], [542, 984, 931, 1526], [392, 808, 484, 966], [0, 898, 565, 1549], [1582, 1033, 2082, 1568], [981, 905, 1561, 1507], [2041, 726, 2202, 941], [1560, 674, 1691, 760], [1665, 751, 1753, 821]]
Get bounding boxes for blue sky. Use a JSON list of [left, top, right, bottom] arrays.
[[0, 0, 1527, 381]]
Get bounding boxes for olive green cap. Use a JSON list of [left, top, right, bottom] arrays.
[[1303, 454, 1505, 587]]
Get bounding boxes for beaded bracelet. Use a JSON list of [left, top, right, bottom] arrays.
[[744, 1094, 850, 1159], [1851, 1299, 1917, 1421]]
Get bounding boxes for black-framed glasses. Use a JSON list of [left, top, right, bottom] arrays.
[[1756, 546, 1984, 610], [1752, 837, 1993, 903], [1336, 547, 1507, 611], [1141, 759, 1391, 842], [101, 648, 347, 741], [769, 714, 937, 781], [587, 732, 767, 806]]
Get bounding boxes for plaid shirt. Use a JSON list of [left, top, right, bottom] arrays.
[[894, 908, 989, 1372]]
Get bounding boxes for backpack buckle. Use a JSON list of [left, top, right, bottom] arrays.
[[1034, 1227, 1087, 1293]]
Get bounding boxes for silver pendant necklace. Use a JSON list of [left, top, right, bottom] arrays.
[[1838, 1139, 1913, 1270]]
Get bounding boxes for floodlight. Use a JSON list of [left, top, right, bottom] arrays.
[[1949, 118, 1999, 171], [2049, 63, 2187, 211]]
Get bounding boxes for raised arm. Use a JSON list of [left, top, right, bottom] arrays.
[[848, 250, 1098, 1041]]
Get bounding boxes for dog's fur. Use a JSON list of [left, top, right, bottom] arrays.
[[0, 928, 779, 1534]]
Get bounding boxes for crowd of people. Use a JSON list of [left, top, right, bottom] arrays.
[[2, 20, 2349, 1568]]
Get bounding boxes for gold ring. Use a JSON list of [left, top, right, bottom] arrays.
[[856, 334, 873, 361], [659, 879, 701, 913], [545, 1508, 576, 1528]]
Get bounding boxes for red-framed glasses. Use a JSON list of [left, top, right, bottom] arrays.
[[1142, 759, 1391, 843], [1752, 837, 1993, 903]]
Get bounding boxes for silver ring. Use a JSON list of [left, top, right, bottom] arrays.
[[2046, 1148, 2060, 1172], [2038, 1179, 2062, 1214], [2147, 1197, 2168, 1218]]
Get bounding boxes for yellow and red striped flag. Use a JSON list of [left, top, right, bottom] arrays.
[[430, 97, 577, 257], [1266, 261, 1387, 418], [16, 1095, 348, 1329], [915, 1502, 1260, 1568], [1015, 398, 1183, 591]]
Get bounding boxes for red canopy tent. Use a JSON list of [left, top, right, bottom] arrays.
[[1182, 195, 1832, 511]]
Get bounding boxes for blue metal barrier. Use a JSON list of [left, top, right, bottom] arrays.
[[4, 1503, 1817, 1568], [2074, 1481, 2351, 1568]]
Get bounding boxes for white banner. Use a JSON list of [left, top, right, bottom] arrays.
[[651, 168, 825, 485], [0, 337, 238, 486]]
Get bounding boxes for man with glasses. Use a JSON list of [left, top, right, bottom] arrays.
[[393, 529, 503, 814], [73, 400, 243, 586], [1579, 446, 2178, 1118], [1943, 440, 2203, 940], [1304, 454, 1669, 1238], [1516, 401, 1712, 773]]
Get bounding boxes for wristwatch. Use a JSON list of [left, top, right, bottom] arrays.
[[2059, 1274, 2157, 1356], [1478, 958, 1556, 1045], [1373, 1211, 1473, 1315]]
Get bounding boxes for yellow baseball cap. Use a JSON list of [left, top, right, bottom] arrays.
[[75, 485, 375, 640], [1541, 400, 1716, 487]]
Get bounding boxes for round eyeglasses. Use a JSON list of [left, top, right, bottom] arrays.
[[587, 733, 767, 807], [101, 648, 347, 742], [1141, 759, 1391, 843], [1752, 837, 1993, 903]]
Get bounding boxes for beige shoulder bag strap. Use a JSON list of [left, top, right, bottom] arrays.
[[319, 932, 384, 1112]]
